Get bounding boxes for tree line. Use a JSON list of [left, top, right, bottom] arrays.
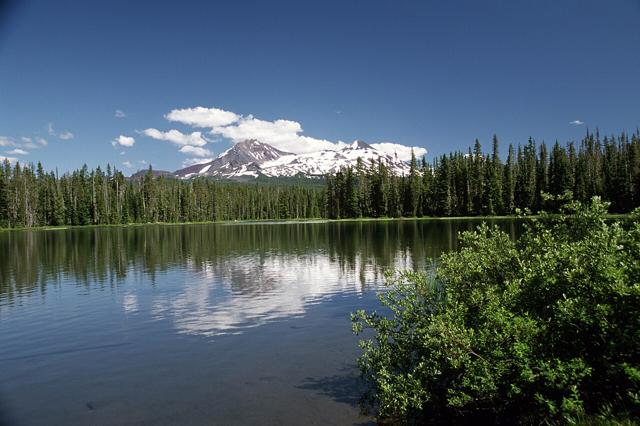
[[0, 130, 639, 228], [326, 130, 640, 218], [0, 163, 325, 228]]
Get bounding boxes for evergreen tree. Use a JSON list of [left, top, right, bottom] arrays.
[[0, 161, 8, 227], [487, 135, 503, 214], [503, 144, 516, 213]]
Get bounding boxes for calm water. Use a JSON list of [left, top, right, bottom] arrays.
[[0, 219, 521, 425]]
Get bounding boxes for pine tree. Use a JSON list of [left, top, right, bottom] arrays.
[[0, 160, 8, 227], [503, 144, 516, 213], [486, 135, 503, 214], [407, 150, 420, 216], [549, 141, 570, 197], [472, 139, 484, 213], [536, 142, 548, 211], [343, 167, 359, 218]]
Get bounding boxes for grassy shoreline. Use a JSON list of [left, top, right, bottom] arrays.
[[0, 213, 631, 233]]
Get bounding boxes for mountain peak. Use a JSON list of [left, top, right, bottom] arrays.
[[348, 140, 372, 150], [232, 139, 291, 156], [234, 139, 262, 149]]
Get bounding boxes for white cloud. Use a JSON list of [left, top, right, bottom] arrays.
[[142, 128, 208, 147], [59, 131, 74, 140], [115, 109, 126, 118], [211, 116, 337, 154], [6, 148, 28, 155], [137, 160, 147, 165], [0, 136, 16, 147], [18, 136, 47, 150], [166, 106, 239, 128], [570, 120, 584, 125], [150, 105, 429, 162], [182, 157, 214, 168], [371, 143, 427, 161], [122, 161, 133, 168], [164, 106, 336, 153], [179, 145, 212, 157], [0, 156, 18, 163], [112, 135, 135, 147], [48, 123, 74, 139]]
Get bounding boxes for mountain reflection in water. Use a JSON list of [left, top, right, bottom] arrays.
[[0, 220, 521, 338]]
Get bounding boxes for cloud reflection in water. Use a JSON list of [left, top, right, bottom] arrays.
[[150, 253, 381, 337]]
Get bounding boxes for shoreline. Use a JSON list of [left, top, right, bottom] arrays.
[[0, 213, 630, 233]]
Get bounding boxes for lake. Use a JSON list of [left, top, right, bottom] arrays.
[[0, 219, 522, 425]]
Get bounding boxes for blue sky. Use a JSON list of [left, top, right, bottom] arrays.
[[0, 0, 639, 173]]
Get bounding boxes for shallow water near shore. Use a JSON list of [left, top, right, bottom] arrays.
[[0, 219, 522, 425]]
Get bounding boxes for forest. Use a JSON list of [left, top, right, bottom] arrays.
[[0, 163, 325, 227], [327, 129, 640, 218], [0, 130, 639, 228]]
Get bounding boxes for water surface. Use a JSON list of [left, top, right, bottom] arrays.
[[0, 219, 521, 425]]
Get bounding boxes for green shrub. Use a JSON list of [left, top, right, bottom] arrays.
[[352, 197, 640, 424]]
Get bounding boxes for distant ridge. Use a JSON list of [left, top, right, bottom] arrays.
[[129, 169, 173, 180]]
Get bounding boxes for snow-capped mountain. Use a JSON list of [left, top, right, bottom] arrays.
[[174, 140, 289, 179], [173, 139, 412, 179]]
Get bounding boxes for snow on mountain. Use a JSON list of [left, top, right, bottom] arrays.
[[173, 139, 414, 179]]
